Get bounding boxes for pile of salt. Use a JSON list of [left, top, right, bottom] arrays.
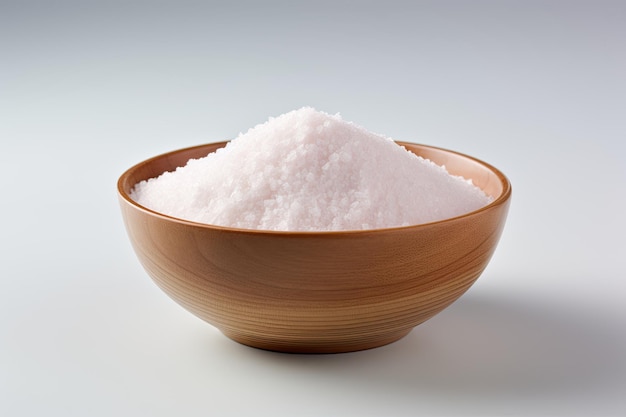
[[131, 108, 491, 231]]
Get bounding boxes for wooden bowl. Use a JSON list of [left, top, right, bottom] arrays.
[[118, 142, 511, 353]]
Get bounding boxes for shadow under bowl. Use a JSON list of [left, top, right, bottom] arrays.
[[118, 142, 511, 353]]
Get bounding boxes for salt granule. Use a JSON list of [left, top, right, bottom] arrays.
[[131, 108, 492, 231]]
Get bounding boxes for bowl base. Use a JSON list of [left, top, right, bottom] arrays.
[[220, 328, 413, 354]]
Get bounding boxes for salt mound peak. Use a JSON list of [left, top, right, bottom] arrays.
[[131, 107, 492, 231]]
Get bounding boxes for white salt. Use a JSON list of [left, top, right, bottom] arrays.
[[131, 107, 492, 231]]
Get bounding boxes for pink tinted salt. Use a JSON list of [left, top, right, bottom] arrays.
[[131, 108, 492, 231]]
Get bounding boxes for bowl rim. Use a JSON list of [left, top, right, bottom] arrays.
[[117, 141, 511, 236]]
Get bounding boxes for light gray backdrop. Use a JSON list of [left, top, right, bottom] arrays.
[[1, 1, 625, 416]]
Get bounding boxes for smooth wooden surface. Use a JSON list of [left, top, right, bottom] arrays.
[[118, 142, 511, 353]]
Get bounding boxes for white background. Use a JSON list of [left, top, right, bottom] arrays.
[[1, 1, 625, 416]]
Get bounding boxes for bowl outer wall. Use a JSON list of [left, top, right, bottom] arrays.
[[118, 142, 511, 352]]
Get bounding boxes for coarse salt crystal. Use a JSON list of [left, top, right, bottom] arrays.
[[131, 107, 492, 231]]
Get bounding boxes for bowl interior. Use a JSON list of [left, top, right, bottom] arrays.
[[119, 142, 509, 216]]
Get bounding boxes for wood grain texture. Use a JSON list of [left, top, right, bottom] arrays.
[[118, 142, 511, 353]]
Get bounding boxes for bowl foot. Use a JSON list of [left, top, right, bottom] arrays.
[[220, 328, 413, 354]]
